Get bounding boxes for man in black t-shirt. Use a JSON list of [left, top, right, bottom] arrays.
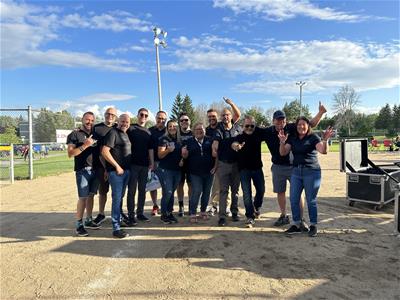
[[67, 112, 99, 237], [92, 107, 117, 225], [102, 114, 132, 239], [125, 108, 154, 225], [148, 111, 167, 215]]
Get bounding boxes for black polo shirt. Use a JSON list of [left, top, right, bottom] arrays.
[[149, 125, 166, 161], [262, 123, 297, 166], [92, 122, 116, 168], [67, 129, 94, 171], [214, 121, 242, 163], [180, 129, 192, 145], [206, 126, 218, 138], [234, 127, 264, 171], [287, 133, 321, 169], [184, 136, 215, 176], [158, 135, 182, 171], [127, 124, 152, 166], [103, 128, 132, 172]]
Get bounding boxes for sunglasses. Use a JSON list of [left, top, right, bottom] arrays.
[[244, 124, 255, 129], [140, 113, 148, 118], [180, 119, 189, 122]]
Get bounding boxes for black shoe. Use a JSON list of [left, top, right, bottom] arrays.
[[285, 225, 301, 235], [75, 225, 89, 237], [245, 218, 255, 228], [231, 213, 240, 222], [84, 220, 101, 230], [137, 214, 150, 222], [308, 225, 318, 237], [93, 214, 106, 225], [300, 220, 309, 233], [178, 204, 184, 217], [113, 230, 129, 239], [168, 213, 178, 223], [218, 218, 226, 227], [254, 208, 261, 219], [161, 214, 172, 224], [125, 216, 138, 227], [274, 215, 290, 226]]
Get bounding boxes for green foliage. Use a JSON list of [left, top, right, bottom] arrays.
[[170, 92, 184, 120], [244, 106, 270, 127], [34, 109, 74, 142], [0, 126, 22, 144], [316, 115, 335, 130], [375, 104, 392, 130], [393, 104, 400, 130], [282, 100, 311, 122], [182, 94, 196, 124]]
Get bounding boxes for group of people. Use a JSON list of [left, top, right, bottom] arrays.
[[67, 97, 333, 239]]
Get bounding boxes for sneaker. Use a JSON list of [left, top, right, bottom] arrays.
[[308, 225, 318, 237], [75, 225, 89, 237], [226, 209, 232, 217], [218, 218, 226, 226], [151, 205, 159, 216], [161, 214, 172, 224], [274, 215, 290, 227], [254, 208, 261, 219], [84, 220, 101, 230], [93, 214, 106, 225], [178, 204, 185, 217], [207, 205, 217, 216], [113, 230, 129, 239], [245, 218, 255, 228], [137, 214, 150, 222], [285, 225, 302, 235], [300, 220, 309, 233], [231, 213, 240, 222], [168, 213, 179, 223], [121, 212, 129, 224], [123, 216, 138, 227]]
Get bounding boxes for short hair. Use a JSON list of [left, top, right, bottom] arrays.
[[137, 108, 149, 114], [193, 122, 205, 129], [243, 115, 255, 123], [156, 110, 167, 116], [82, 111, 95, 119], [179, 112, 189, 119], [207, 108, 218, 114]]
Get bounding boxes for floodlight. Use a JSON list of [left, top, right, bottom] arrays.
[[162, 31, 168, 38], [154, 37, 160, 45]]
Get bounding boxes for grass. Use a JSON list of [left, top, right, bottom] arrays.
[[261, 141, 340, 153]]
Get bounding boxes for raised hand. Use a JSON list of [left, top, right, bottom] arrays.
[[278, 129, 288, 144], [223, 97, 233, 105], [319, 101, 327, 114], [83, 134, 96, 147], [323, 126, 334, 141]]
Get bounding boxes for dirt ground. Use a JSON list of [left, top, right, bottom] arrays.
[[1, 152, 399, 300]]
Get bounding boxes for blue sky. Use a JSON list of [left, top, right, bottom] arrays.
[[1, 0, 399, 120]]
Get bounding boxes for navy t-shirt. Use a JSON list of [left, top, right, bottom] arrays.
[[206, 126, 218, 139], [158, 135, 182, 171], [262, 123, 297, 166], [66, 129, 94, 171], [103, 128, 132, 172], [214, 121, 242, 163], [184, 136, 215, 176], [149, 125, 166, 161], [234, 127, 264, 170], [180, 130, 192, 144], [127, 124, 152, 166], [92, 122, 116, 169], [287, 133, 321, 169]]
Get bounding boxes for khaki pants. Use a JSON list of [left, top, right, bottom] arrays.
[[217, 161, 240, 218], [210, 174, 231, 209]]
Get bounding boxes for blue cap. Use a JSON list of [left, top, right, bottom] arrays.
[[273, 110, 286, 120]]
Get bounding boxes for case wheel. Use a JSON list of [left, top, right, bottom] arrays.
[[349, 201, 355, 207]]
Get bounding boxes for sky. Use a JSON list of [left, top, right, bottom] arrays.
[[1, 0, 399, 120]]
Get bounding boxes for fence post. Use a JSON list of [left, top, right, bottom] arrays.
[[10, 143, 14, 184], [28, 105, 33, 180]]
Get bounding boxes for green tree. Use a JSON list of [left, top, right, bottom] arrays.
[[316, 115, 335, 130], [282, 100, 311, 122], [245, 106, 270, 127], [182, 94, 196, 124], [34, 109, 74, 142], [375, 104, 392, 130], [170, 92, 184, 120], [392, 104, 400, 131], [332, 85, 360, 136], [353, 113, 376, 137], [0, 126, 22, 144]]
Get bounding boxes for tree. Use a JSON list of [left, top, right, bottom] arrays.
[[393, 104, 400, 131], [245, 106, 270, 127], [34, 109, 74, 142], [282, 100, 311, 122], [193, 103, 208, 125], [316, 115, 335, 131], [182, 94, 196, 124], [353, 113, 376, 137], [0, 126, 22, 144], [332, 85, 360, 136], [170, 92, 184, 120]]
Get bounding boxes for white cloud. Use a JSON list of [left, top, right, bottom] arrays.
[[213, 0, 392, 22], [106, 44, 152, 55], [166, 37, 400, 94], [172, 34, 242, 49]]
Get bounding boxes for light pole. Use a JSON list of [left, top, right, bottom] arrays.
[[296, 81, 306, 116], [153, 27, 167, 111]]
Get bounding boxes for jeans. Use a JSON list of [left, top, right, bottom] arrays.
[[189, 173, 214, 215], [109, 170, 130, 232], [156, 168, 181, 215], [75, 167, 99, 198], [290, 167, 321, 225], [127, 164, 148, 217], [217, 161, 240, 218], [240, 168, 265, 219]]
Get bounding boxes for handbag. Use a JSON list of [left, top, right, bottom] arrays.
[[145, 170, 161, 192]]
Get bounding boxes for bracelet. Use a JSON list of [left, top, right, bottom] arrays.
[[79, 146, 84, 152]]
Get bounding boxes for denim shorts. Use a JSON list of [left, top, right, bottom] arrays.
[[75, 167, 99, 198], [271, 164, 293, 193]]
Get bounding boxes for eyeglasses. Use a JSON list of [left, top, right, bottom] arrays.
[[157, 117, 166, 120], [140, 113, 148, 118], [180, 119, 189, 122], [244, 124, 255, 129], [105, 112, 116, 117]]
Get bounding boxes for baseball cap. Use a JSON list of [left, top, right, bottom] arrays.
[[273, 110, 286, 120]]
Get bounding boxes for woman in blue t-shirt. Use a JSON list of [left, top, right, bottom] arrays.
[[278, 116, 334, 237], [157, 120, 183, 224]]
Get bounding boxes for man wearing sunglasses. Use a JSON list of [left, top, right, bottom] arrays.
[[232, 115, 265, 228], [125, 108, 154, 226], [92, 107, 118, 226]]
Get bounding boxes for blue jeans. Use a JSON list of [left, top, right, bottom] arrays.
[[290, 167, 321, 225], [240, 168, 265, 218], [109, 170, 130, 232], [75, 167, 99, 198], [156, 168, 181, 215], [189, 173, 214, 215]]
